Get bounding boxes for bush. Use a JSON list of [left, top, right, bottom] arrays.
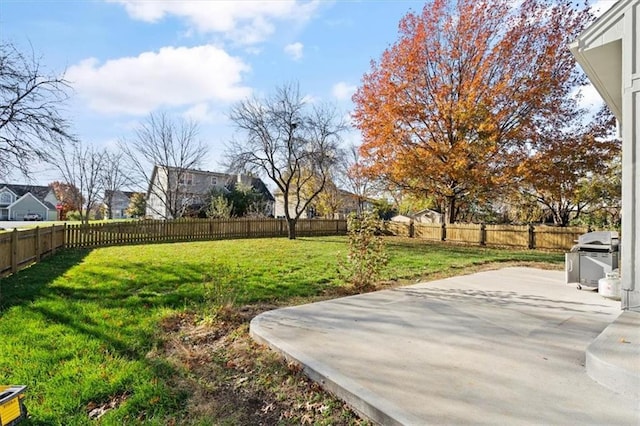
[[201, 263, 245, 319], [340, 211, 388, 290], [65, 210, 82, 221]]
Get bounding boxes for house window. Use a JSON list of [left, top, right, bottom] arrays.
[[178, 173, 193, 185], [211, 176, 217, 186], [0, 192, 11, 205]]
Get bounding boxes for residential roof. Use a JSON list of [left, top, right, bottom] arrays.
[[104, 190, 143, 199], [0, 183, 57, 209], [227, 177, 275, 201]]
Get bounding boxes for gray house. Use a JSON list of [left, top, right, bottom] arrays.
[[0, 184, 59, 221], [145, 166, 274, 219], [103, 190, 142, 219]]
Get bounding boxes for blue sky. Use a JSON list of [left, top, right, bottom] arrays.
[[1, 0, 614, 186]]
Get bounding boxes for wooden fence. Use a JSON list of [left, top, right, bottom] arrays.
[[383, 221, 588, 251], [0, 225, 66, 277], [0, 218, 347, 277], [0, 217, 594, 278]]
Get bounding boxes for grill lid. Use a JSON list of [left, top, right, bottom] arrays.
[[577, 231, 618, 246], [570, 231, 619, 252]]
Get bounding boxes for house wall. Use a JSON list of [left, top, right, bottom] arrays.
[[275, 194, 310, 219], [0, 188, 15, 205], [0, 189, 15, 220], [183, 170, 236, 194], [146, 167, 169, 219], [620, 1, 639, 311], [108, 192, 131, 218], [43, 191, 58, 206], [146, 166, 273, 219], [11, 195, 48, 220], [275, 191, 368, 219]]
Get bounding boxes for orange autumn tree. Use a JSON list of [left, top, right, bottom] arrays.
[[352, 0, 591, 223], [516, 106, 621, 226], [49, 181, 82, 220]]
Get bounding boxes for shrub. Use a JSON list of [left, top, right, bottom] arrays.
[[201, 263, 245, 319], [340, 211, 388, 290], [65, 210, 82, 221], [207, 195, 233, 219]]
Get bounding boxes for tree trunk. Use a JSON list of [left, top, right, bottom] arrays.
[[446, 196, 456, 224], [286, 218, 297, 239]]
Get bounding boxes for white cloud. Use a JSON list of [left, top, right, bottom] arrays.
[[67, 45, 251, 115], [331, 82, 356, 101], [284, 42, 304, 61], [183, 103, 226, 124], [107, 0, 322, 45]]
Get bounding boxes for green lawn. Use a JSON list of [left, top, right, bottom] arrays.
[[0, 237, 562, 424]]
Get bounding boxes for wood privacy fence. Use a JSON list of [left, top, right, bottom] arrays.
[[0, 218, 590, 278], [0, 218, 347, 277], [383, 221, 588, 251]]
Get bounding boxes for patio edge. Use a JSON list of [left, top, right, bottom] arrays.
[[586, 310, 640, 399]]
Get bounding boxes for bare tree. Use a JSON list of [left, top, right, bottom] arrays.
[[227, 83, 346, 239], [0, 42, 75, 178], [101, 150, 131, 219], [335, 144, 378, 214], [55, 141, 107, 224], [119, 112, 208, 219]]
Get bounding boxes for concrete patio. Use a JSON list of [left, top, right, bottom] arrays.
[[251, 267, 640, 425]]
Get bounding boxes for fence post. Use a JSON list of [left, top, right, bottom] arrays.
[[441, 223, 446, 241], [480, 223, 486, 246], [63, 223, 68, 249], [11, 229, 18, 274], [35, 226, 41, 262], [528, 224, 535, 249], [51, 224, 56, 254], [409, 220, 415, 238]]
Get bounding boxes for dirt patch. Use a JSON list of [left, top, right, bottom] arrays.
[[153, 304, 369, 425], [86, 392, 130, 420]]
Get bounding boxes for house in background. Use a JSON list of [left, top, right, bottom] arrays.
[[274, 188, 373, 219], [391, 209, 443, 224], [145, 166, 274, 219], [0, 184, 59, 221], [103, 190, 143, 219]]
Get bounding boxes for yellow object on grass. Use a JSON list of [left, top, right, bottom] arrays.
[[0, 386, 27, 426]]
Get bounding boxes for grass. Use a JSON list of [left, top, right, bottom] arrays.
[[0, 236, 563, 424]]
